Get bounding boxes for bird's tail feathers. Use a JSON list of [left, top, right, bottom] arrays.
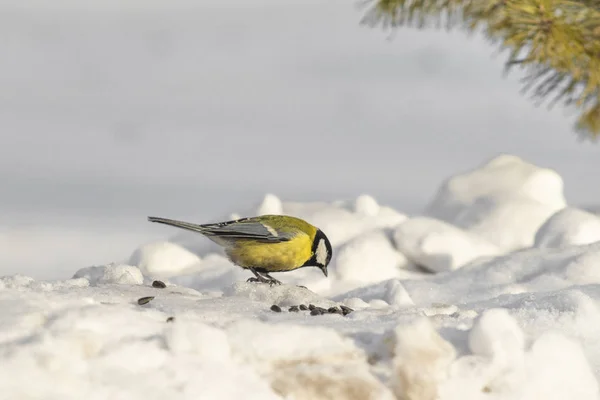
[[147, 216, 209, 234]]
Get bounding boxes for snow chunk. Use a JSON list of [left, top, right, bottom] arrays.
[[72, 263, 143, 285], [535, 207, 600, 248], [428, 154, 566, 218], [333, 230, 409, 283], [391, 317, 456, 400], [270, 363, 395, 400], [384, 280, 414, 308], [223, 281, 338, 309], [467, 308, 525, 392], [393, 217, 500, 273], [469, 308, 525, 361], [522, 332, 599, 400], [426, 154, 566, 251], [129, 241, 201, 278], [441, 310, 599, 399], [453, 195, 566, 251], [354, 194, 380, 216], [256, 193, 283, 216]]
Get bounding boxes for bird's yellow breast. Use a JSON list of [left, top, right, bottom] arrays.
[[226, 234, 313, 271]]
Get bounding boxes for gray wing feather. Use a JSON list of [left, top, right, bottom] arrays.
[[200, 218, 294, 242]]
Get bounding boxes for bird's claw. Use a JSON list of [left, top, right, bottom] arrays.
[[247, 277, 281, 286]]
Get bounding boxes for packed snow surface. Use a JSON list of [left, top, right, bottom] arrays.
[[2, 155, 600, 399]]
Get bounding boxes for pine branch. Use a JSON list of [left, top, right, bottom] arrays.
[[361, 0, 600, 138]]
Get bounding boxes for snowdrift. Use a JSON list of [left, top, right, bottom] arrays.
[[2, 154, 600, 400]]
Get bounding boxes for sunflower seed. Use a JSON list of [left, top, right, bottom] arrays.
[[137, 296, 154, 305], [289, 305, 299, 312], [152, 280, 166, 288], [299, 304, 308, 311], [308, 304, 316, 310], [328, 307, 343, 314], [166, 316, 175, 322], [270, 304, 282, 313], [310, 308, 324, 316], [340, 305, 354, 315]]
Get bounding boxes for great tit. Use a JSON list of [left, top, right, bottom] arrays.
[[147, 214, 333, 285]]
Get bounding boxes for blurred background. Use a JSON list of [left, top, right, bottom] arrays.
[[1, 0, 599, 279]]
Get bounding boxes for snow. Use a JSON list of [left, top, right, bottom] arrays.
[[393, 217, 500, 273], [129, 241, 202, 278], [535, 207, 600, 248], [4, 155, 600, 399], [426, 154, 566, 251]]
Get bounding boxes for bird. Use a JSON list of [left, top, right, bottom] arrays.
[[147, 214, 333, 286]]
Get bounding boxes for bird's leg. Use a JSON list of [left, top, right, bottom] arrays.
[[262, 272, 282, 286], [247, 268, 271, 284]]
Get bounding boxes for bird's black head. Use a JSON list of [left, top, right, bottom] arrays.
[[308, 229, 333, 277]]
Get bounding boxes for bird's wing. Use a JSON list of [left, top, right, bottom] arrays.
[[198, 218, 295, 243]]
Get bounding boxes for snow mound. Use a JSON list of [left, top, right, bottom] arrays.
[[426, 154, 566, 251], [0, 295, 279, 400], [440, 308, 598, 399], [393, 217, 500, 273], [223, 281, 339, 309], [354, 194, 380, 216], [338, 241, 600, 308], [72, 263, 144, 285], [391, 317, 456, 400], [333, 230, 411, 284], [226, 319, 394, 400], [129, 241, 202, 278], [535, 207, 600, 248], [270, 363, 395, 400], [256, 193, 284, 216]]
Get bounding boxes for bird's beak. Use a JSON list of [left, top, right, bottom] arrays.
[[321, 266, 328, 277]]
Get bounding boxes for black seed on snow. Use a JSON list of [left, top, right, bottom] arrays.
[[270, 305, 282, 312], [299, 304, 308, 311], [316, 307, 328, 313], [289, 306, 299, 312], [166, 317, 175, 322], [340, 305, 354, 315], [152, 280, 167, 288], [328, 307, 342, 314], [308, 304, 316, 310], [137, 296, 154, 305], [310, 309, 323, 316]]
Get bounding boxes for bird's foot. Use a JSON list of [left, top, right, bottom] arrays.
[[267, 279, 282, 287], [247, 276, 273, 285]]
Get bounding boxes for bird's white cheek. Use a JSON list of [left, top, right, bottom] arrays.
[[315, 239, 328, 265]]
